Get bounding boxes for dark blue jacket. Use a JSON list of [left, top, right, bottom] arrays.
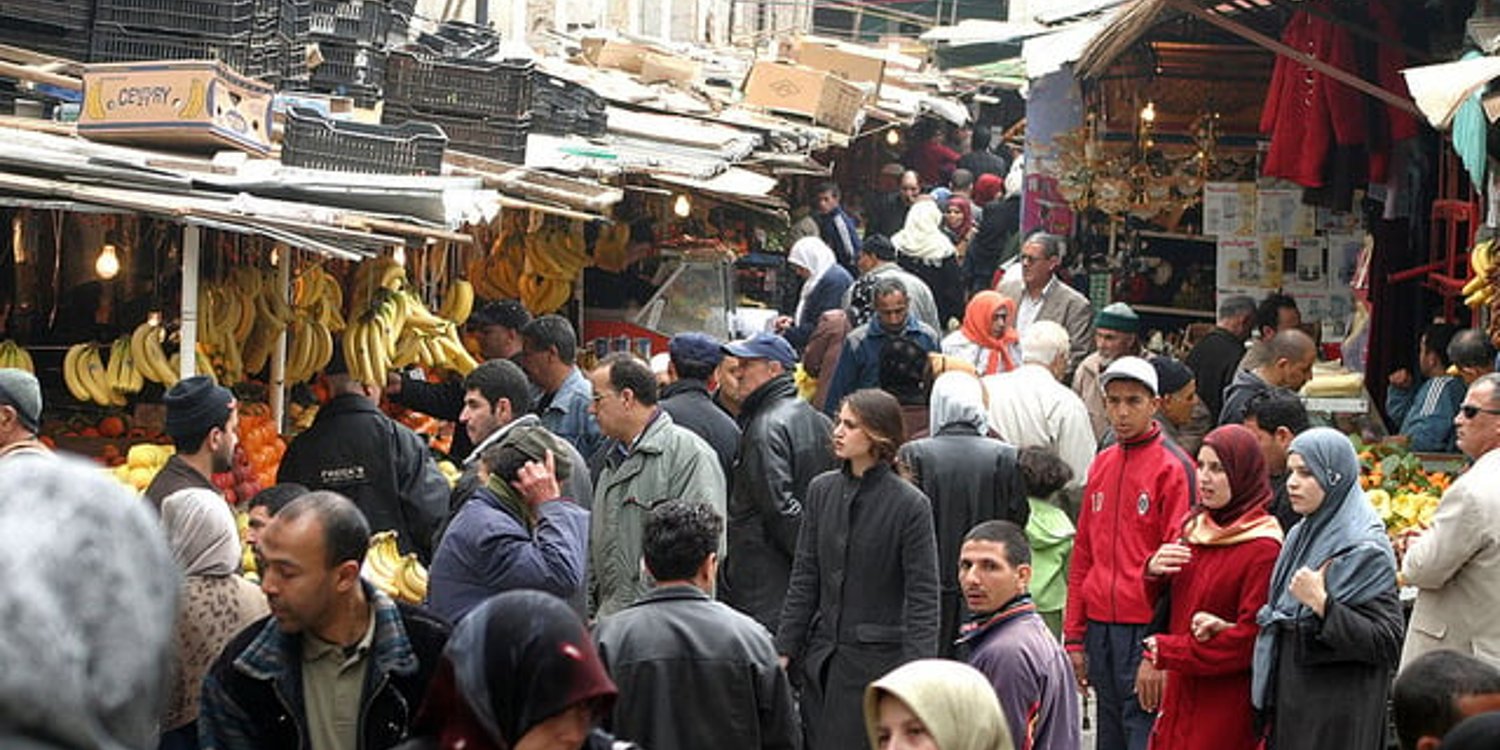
[[815, 208, 861, 271], [426, 488, 589, 624], [821, 315, 940, 417], [783, 266, 854, 351]]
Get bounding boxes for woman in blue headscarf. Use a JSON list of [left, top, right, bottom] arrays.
[[1250, 427, 1404, 750]]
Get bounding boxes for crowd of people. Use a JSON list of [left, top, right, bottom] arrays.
[[4, 129, 1500, 749]]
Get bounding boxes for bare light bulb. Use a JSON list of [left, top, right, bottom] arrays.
[[673, 194, 692, 218], [96, 244, 120, 280], [270, 246, 280, 267], [1140, 102, 1156, 123], [886, 128, 901, 146], [393, 245, 407, 266]]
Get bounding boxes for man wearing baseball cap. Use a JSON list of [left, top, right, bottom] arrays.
[[146, 375, 239, 510], [660, 332, 740, 483], [0, 368, 49, 460], [718, 332, 836, 632], [1063, 356, 1196, 750]]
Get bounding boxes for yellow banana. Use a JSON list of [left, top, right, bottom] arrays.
[[62, 344, 92, 402], [438, 279, 474, 325], [79, 346, 115, 406]]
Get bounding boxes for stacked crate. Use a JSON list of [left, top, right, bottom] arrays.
[[90, 0, 308, 85], [0, 0, 93, 60], [383, 50, 533, 164], [302, 0, 394, 106], [531, 72, 607, 138]]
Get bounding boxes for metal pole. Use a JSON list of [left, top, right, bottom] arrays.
[[179, 223, 199, 381], [271, 249, 290, 432]]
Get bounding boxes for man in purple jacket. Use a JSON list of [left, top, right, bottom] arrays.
[[956, 520, 1081, 750]]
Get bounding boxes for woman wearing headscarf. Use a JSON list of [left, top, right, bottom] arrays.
[[398, 590, 636, 750], [778, 389, 940, 750], [1140, 425, 1283, 750], [160, 490, 269, 750], [897, 372, 1027, 658], [893, 198, 964, 330], [776, 236, 854, 351], [864, 659, 1014, 750], [942, 292, 1020, 376], [1250, 427, 1403, 750], [941, 196, 977, 260]]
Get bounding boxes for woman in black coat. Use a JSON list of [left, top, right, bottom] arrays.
[[897, 371, 1027, 658], [776, 388, 941, 750], [1250, 427, 1403, 750]]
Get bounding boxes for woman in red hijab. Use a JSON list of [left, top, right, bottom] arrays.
[[941, 291, 1020, 375], [941, 195, 976, 259], [1140, 424, 1284, 750]]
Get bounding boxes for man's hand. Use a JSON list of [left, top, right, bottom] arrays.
[[778, 655, 791, 671], [772, 315, 794, 333], [1068, 651, 1090, 694], [1388, 368, 1412, 390], [1190, 611, 1231, 642], [1135, 658, 1165, 712], [1289, 563, 1331, 617], [384, 370, 403, 396], [512, 449, 562, 508], [1147, 543, 1192, 576]]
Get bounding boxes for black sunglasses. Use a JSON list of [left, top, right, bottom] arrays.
[[1460, 404, 1500, 419]]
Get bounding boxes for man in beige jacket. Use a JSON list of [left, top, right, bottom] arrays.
[[1402, 372, 1500, 669]]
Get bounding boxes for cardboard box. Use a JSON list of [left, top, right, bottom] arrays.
[[79, 60, 274, 155], [640, 52, 699, 84], [595, 41, 658, 74], [792, 38, 886, 89], [742, 61, 868, 134]]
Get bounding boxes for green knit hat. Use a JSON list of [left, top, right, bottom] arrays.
[[1095, 302, 1139, 333]]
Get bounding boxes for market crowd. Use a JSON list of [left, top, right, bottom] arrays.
[[9, 126, 1500, 750]]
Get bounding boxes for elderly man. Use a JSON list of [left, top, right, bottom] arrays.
[[719, 333, 835, 632], [984, 320, 1096, 501], [998, 232, 1094, 380], [1401, 372, 1500, 669], [821, 276, 940, 417], [1185, 295, 1255, 421], [1073, 302, 1142, 442], [843, 234, 941, 332], [0, 369, 48, 459], [1219, 328, 1317, 425], [588, 353, 726, 618]]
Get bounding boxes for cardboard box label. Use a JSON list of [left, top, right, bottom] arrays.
[[79, 61, 274, 155]]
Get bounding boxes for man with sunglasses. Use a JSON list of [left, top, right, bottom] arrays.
[[997, 232, 1094, 382], [1401, 372, 1500, 669]]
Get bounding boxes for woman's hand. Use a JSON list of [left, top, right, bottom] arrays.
[[1147, 543, 1192, 576], [1190, 611, 1231, 642], [1289, 564, 1331, 617]]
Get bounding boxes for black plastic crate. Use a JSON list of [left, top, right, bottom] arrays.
[[385, 104, 527, 163], [307, 0, 387, 45], [385, 50, 532, 119], [0, 17, 91, 60], [282, 105, 446, 174], [90, 23, 249, 68], [94, 0, 254, 38], [307, 38, 385, 88], [0, 0, 92, 32], [413, 20, 497, 59]]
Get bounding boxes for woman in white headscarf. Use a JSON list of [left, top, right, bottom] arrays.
[[864, 659, 1014, 750], [893, 199, 964, 330], [160, 490, 269, 749], [775, 236, 854, 351], [897, 372, 1028, 657]]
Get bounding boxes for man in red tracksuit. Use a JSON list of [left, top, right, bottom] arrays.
[[1064, 356, 1195, 750]]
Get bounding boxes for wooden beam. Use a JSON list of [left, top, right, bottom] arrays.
[[1162, 0, 1421, 116], [0, 61, 79, 91], [1263, 0, 1430, 64]]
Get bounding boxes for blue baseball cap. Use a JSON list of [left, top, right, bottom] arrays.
[[722, 332, 797, 368], [669, 332, 724, 369]]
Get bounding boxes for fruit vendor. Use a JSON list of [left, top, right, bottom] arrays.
[[145, 375, 239, 512], [0, 368, 49, 460]]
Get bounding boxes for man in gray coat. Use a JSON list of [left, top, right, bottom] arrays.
[[998, 231, 1095, 380], [589, 354, 727, 618]]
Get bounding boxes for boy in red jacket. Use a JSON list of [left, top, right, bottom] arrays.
[[1064, 356, 1194, 750]]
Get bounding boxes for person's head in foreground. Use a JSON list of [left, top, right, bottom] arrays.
[[863, 659, 1014, 750], [409, 590, 620, 750]]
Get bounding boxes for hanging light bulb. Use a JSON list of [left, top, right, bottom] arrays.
[[96, 243, 120, 280], [393, 245, 407, 266], [673, 194, 692, 218], [270, 245, 280, 267], [886, 128, 901, 146], [1140, 101, 1156, 123]]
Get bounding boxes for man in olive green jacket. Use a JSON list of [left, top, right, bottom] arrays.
[[588, 354, 727, 618]]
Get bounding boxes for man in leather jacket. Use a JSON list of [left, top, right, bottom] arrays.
[[717, 333, 835, 633], [595, 502, 800, 750]]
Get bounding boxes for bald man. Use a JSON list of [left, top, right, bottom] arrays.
[[1219, 328, 1317, 425]]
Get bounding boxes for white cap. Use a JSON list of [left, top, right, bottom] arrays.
[[649, 352, 671, 375], [1100, 355, 1158, 396]]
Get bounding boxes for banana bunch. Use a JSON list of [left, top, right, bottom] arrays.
[[471, 213, 528, 301], [593, 221, 632, 273], [237, 268, 299, 378], [105, 336, 145, 395], [519, 219, 589, 314], [130, 320, 179, 387], [196, 283, 247, 385], [293, 264, 347, 333], [362, 530, 429, 603], [343, 288, 479, 386], [349, 256, 408, 320], [283, 315, 336, 384], [1464, 239, 1499, 308], [63, 343, 125, 406], [0, 340, 35, 373], [437, 278, 474, 327]]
